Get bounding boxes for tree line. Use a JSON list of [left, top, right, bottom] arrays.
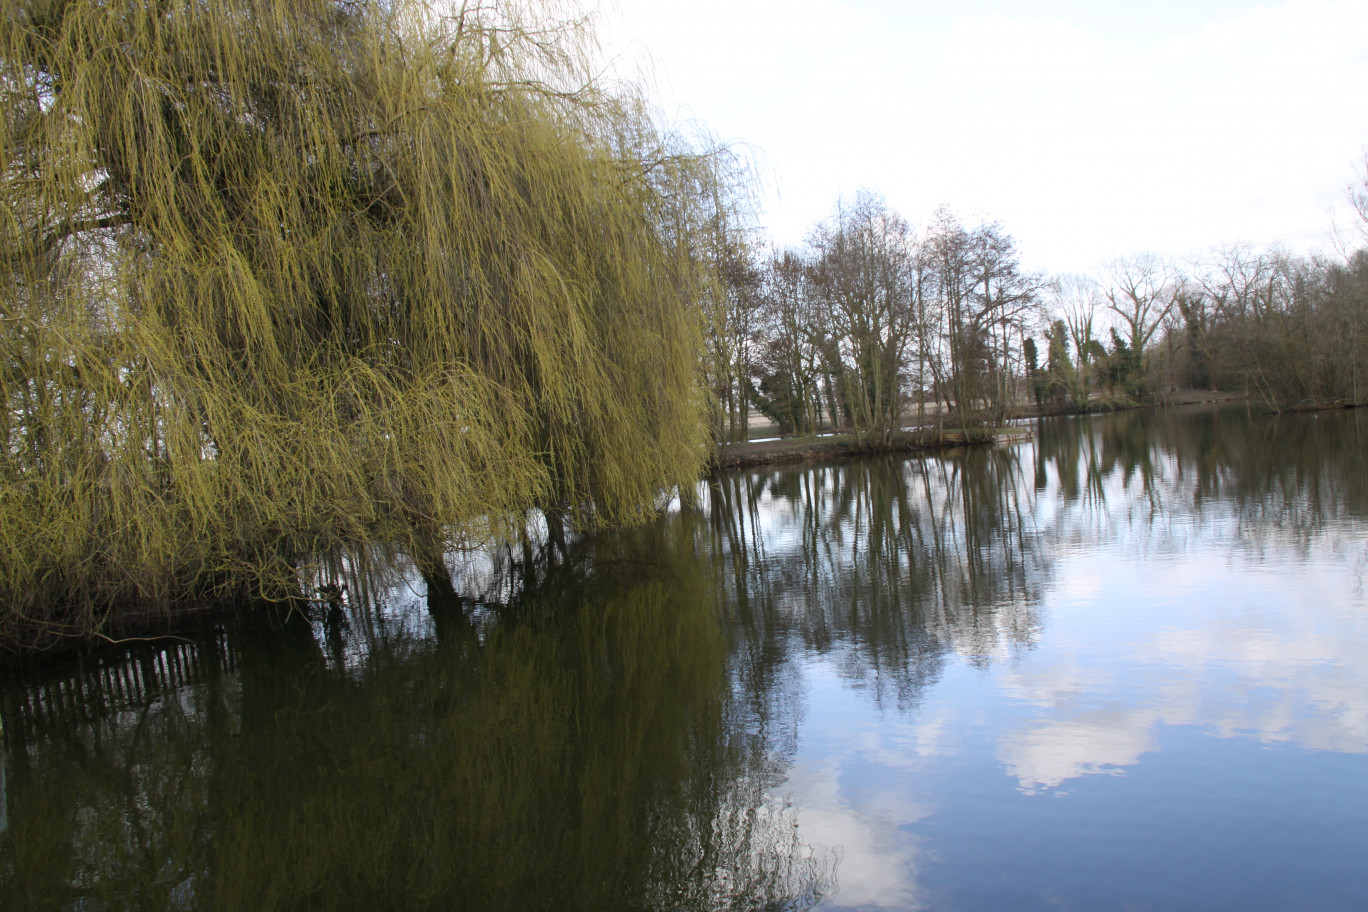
[[705, 192, 1043, 445], [704, 179, 1368, 444], [1033, 243, 1368, 414]]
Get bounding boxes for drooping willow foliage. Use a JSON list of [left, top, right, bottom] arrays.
[[0, 0, 727, 649]]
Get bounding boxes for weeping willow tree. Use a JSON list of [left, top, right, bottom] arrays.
[[0, 0, 723, 650]]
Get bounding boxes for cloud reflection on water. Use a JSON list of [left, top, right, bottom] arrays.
[[998, 544, 1368, 794], [741, 407, 1368, 908], [786, 758, 930, 911]]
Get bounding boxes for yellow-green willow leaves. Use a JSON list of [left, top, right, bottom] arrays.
[[0, 0, 723, 649]]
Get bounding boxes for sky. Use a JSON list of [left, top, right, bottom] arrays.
[[589, 0, 1368, 276]]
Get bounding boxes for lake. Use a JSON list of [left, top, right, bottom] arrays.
[[2, 404, 1366, 910]]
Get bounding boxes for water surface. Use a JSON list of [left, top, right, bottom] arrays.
[[3, 405, 1366, 910]]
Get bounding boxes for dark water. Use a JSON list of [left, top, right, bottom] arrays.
[[3, 405, 1367, 911]]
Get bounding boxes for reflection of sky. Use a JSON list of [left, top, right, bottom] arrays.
[[769, 434, 1368, 910], [785, 662, 936, 911], [998, 543, 1368, 794]]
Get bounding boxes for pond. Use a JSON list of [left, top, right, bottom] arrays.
[[2, 404, 1366, 911]]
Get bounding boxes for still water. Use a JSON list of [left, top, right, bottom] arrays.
[[3, 405, 1367, 910]]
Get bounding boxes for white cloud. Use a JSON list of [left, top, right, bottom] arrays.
[[596, 0, 1368, 273]]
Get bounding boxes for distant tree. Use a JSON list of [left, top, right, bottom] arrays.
[[1043, 320, 1074, 406], [921, 208, 1039, 424], [1103, 254, 1178, 398], [753, 249, 828, 435], [1351, 149, 1368, 242], [1102, 327, 1141, 394], [1023, 337, 1042, 407], [1207, 246, 1368, 410], [1172, 277, 1216, 391], [920, 207, 976, 417], [1047, 273, 1103, 406], [807, 191, 917, 443], [701, 210, 764, 444], [967, 222, 1042, 421]]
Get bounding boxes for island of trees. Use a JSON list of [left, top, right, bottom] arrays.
[[707, 193, 1368, 444], [3, 0, 1365, 652]]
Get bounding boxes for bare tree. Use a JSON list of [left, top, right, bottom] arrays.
[[808, 191, 917, 444], [921, 209, 1039, 422], [1351, 149, 1368, 240], [703, 229, 763, 444], [1047, 273, 1102, 405], [753, 249, 827, 434], [967, 222, 1042, 421], [1102, 254, 1179, 396], [920, 207, 975, 417]]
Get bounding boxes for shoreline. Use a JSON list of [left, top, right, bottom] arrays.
[[711, 425, 1031, 472], [710, 392, 1255, 472], [9, 394, 1359, 663]]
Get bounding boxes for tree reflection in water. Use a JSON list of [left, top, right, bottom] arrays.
[[704, 446, 1047, 714], [0, 524, 834, 911], [3, 404, 1367, 910]]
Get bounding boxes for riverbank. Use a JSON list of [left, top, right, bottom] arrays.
[[1005, 389, 1250, 420], [1013, 389, 1365, 418], [712, 425, 1032, 471], [712, 391, 1266, 471]]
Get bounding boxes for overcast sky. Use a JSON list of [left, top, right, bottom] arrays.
[[590, 0, 1368, 276]]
